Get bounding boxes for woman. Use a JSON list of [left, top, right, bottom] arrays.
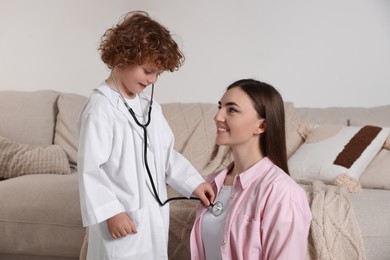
[[190, 79, 312, 260]]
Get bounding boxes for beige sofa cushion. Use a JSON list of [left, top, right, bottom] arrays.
[[359, 149, 390, 190], [0, 173, 84, 257], [348, 188, 390, 259], [0, 90, 60, 146], [54, 93, 87, 168]]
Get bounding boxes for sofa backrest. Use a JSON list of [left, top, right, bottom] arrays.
[[0, 90, 60, 146], [296, 105, 390, 127]]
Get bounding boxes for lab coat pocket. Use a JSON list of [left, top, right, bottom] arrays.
[[111, 208, 151, 257]]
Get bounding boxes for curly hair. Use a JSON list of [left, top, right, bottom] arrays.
[[99, 11, 184, 71]]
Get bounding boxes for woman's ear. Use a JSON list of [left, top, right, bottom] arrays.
[[254, 120, 266, 135]]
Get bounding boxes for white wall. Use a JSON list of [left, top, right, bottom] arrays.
[[1, 0, 389, 107]]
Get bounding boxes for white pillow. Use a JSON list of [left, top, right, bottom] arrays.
[[288, 125, 389, 181]]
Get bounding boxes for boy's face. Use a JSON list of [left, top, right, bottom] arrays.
[[116, 63, 163, 99]]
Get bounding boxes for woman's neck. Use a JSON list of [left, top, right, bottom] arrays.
[[224, 145, 263, 185]]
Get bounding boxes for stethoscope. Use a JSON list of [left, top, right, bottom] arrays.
[[111, 70, 224, 216]]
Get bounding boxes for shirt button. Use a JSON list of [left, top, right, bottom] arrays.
[[221, 240, 226, 246]]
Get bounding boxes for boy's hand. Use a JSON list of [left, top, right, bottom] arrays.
[[193, 182, 215, 206], [107, 212, 137, 239]]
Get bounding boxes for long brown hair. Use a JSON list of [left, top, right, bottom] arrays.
[[227, 79, 289, 174]]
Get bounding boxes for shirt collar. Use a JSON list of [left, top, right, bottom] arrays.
[[238, 157, 273, 189], [212, 157, 273, 190]]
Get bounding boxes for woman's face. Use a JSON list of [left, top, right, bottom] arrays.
[[115, 63, 163, 99], [214, 87, 265, 148]]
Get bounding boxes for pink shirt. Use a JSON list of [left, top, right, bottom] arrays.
[[190, 157, 312, 260]]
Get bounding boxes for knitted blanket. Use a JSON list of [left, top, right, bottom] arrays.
[[304, 181, 366, 260]]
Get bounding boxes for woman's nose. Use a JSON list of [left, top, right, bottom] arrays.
[[214, 110, 224, 122]]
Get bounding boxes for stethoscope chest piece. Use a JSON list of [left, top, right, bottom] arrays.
[[211, 201, 224, 216]]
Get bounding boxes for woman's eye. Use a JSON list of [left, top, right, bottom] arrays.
[[228, 107, 238, 113]]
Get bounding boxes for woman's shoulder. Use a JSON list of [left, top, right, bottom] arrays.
[[266, 163, 306, 197]]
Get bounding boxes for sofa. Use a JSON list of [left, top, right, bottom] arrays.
[[0, 90, 389, 260]]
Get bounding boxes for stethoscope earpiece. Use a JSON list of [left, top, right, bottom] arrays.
[[210, 201, 224, 216]]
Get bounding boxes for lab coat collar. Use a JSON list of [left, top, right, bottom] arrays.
[[95, 83, 152, 139]]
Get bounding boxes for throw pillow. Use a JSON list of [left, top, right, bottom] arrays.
[[284, 102, 305, 159], [288, 125, 389, 182], [0, 135, 71, 179]]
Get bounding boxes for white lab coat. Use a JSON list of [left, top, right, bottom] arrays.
[[77, 83, 204, 260]]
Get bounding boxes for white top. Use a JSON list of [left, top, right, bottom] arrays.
[[200, 185, 232, 260], [124, 94, 160, 199], [124, 94, 145, 124]]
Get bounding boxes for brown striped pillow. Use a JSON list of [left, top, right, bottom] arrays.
[[288, 125, 389, 182]]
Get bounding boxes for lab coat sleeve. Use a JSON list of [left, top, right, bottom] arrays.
[[166, 149, 204, 197], [78, 111, 125, 226], [261, 184, 312, 259], [156, 105, 204, 197]]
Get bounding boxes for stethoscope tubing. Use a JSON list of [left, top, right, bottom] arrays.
[[111, 70, 219, 213], [128, 98, 209, 206]]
